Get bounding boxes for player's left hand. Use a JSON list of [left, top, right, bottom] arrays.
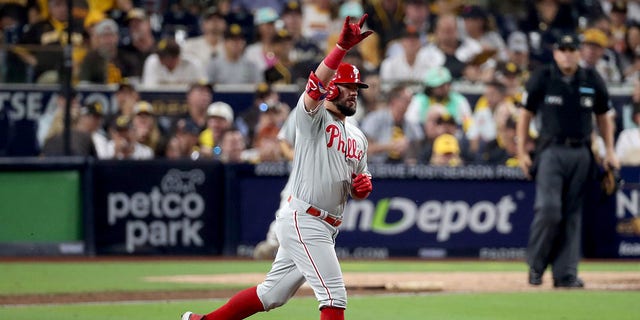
[[337, 14, 373, 51], [351, 173, 372, 199]]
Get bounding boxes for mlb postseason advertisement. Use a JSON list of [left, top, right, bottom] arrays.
[[612, 167, 640, 258], [93, 160, 225, 255], [235, 163, 534, 259]]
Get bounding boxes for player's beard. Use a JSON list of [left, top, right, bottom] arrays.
[[335, 98, 357, 117]]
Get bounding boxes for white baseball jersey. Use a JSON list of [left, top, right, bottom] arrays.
[[288, 95, 370, 216]]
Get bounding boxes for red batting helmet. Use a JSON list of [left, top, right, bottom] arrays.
[[330, 63, 369, 88]]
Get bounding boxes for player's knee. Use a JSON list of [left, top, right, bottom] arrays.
[[259, 294, 290, 311]]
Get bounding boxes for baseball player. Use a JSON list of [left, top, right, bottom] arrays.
[[181, 14, 373, 320]]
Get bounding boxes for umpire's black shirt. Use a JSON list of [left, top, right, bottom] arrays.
[[523, 63, 610, 141]]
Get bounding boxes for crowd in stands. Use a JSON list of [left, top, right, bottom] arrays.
[[2, 0, 640, 166]]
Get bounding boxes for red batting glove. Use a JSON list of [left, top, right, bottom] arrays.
[[336, 14, 373, 51], [325, 81, 340, 101], [351, 173, 372, 199]]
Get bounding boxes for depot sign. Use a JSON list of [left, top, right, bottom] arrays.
[[93, 161, 224, 255]]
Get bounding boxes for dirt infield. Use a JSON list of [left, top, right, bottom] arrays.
[[2, 271, 639, 305]]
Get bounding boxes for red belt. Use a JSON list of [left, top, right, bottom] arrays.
[[288, 196, 342, 227]]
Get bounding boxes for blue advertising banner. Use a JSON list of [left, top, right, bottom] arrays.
[[610, 167, 640, 258], [92, 160, 225, 254], [232, 164, 535, 258]]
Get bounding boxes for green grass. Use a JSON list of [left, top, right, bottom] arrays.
[[1, 259, 639, 320], [2, 291, 639, 320]]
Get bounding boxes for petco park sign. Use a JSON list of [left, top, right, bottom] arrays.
[[108, 169, 206, 253], [93, 162, 224, 255]]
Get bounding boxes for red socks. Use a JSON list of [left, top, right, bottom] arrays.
[[321, 307, 345, 320], [203, 286, 264, 320]]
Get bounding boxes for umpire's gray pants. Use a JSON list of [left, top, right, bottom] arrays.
[[527, 145, 592, 280]]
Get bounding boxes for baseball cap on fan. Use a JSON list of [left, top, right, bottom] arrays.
[[254, 7, 279, 25], [133, 101, 154, 115], [80, 101, 104, 117], [282, 1, 302, 15], [554, 33, 581, 50], [507, 31, 529, 52], [207, 102, 234, 123], [424, 66, 452, 88], [94, 18, 118, 35], [433, 134, 460, 155], [582, 28, 608, 48], [339, 1, 364, 19]]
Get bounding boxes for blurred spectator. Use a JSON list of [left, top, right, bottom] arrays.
[[579, 27, 623, 83], [280, 1, 322, 69], [76, 101, 109, 158], [113, 79, 139, 117], [609, 0, 629, 54], [405, 66, 472, 130], [430, 133, 463, 166], [181, 8, 227, 69], [505, 31, 531, 73], [244, 6, 279, 75], [615, 89, 640, 165], [142, 38, 206, 86], [360, 85, 422, 164], [385, 0, 431, 57], [364, 0, 405, 53], [263, 28, 296, 84], [119, 8, 156, 79], [79, 18, 131, 84], [301, 0, 333, 51], [248, 102, 289, 163], [236, 83, 290, 144], [131, 101, 163, 155], [326, 1, 381, 71], [41, 100, 98, 157], [1, 4, 34, 83], [102, 115, 154, 160], [177, 81, 215, 131], [206, 23, 263, 84], [163, 135, 184, 159], [359, 72, 386, 115], [460, 5, 507, 62], [165, 118, 202, 160], [495, 61, 527, 107], [477, 116, 521, 166], [380, 25, 435, 84], [162, 0, 199, 39], [39, 92, 81, 147], [418, 14, 482, 79], [199, 102, 235, 158], [19, 0, 84, 83], [466, 80, 512, 155], [621, 23, 640, 81], [415, 108, 453, 164], [518, 0, 577, 68], [218, 126, 248, 163]]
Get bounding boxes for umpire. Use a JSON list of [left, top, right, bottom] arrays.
[[516, 34, 619, 288]]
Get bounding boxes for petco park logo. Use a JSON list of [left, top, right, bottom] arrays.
[[341, 196, 518, 241], [107, 169, 206, 253]]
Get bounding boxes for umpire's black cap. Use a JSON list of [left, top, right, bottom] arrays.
[[554, 33, 581, 50]]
